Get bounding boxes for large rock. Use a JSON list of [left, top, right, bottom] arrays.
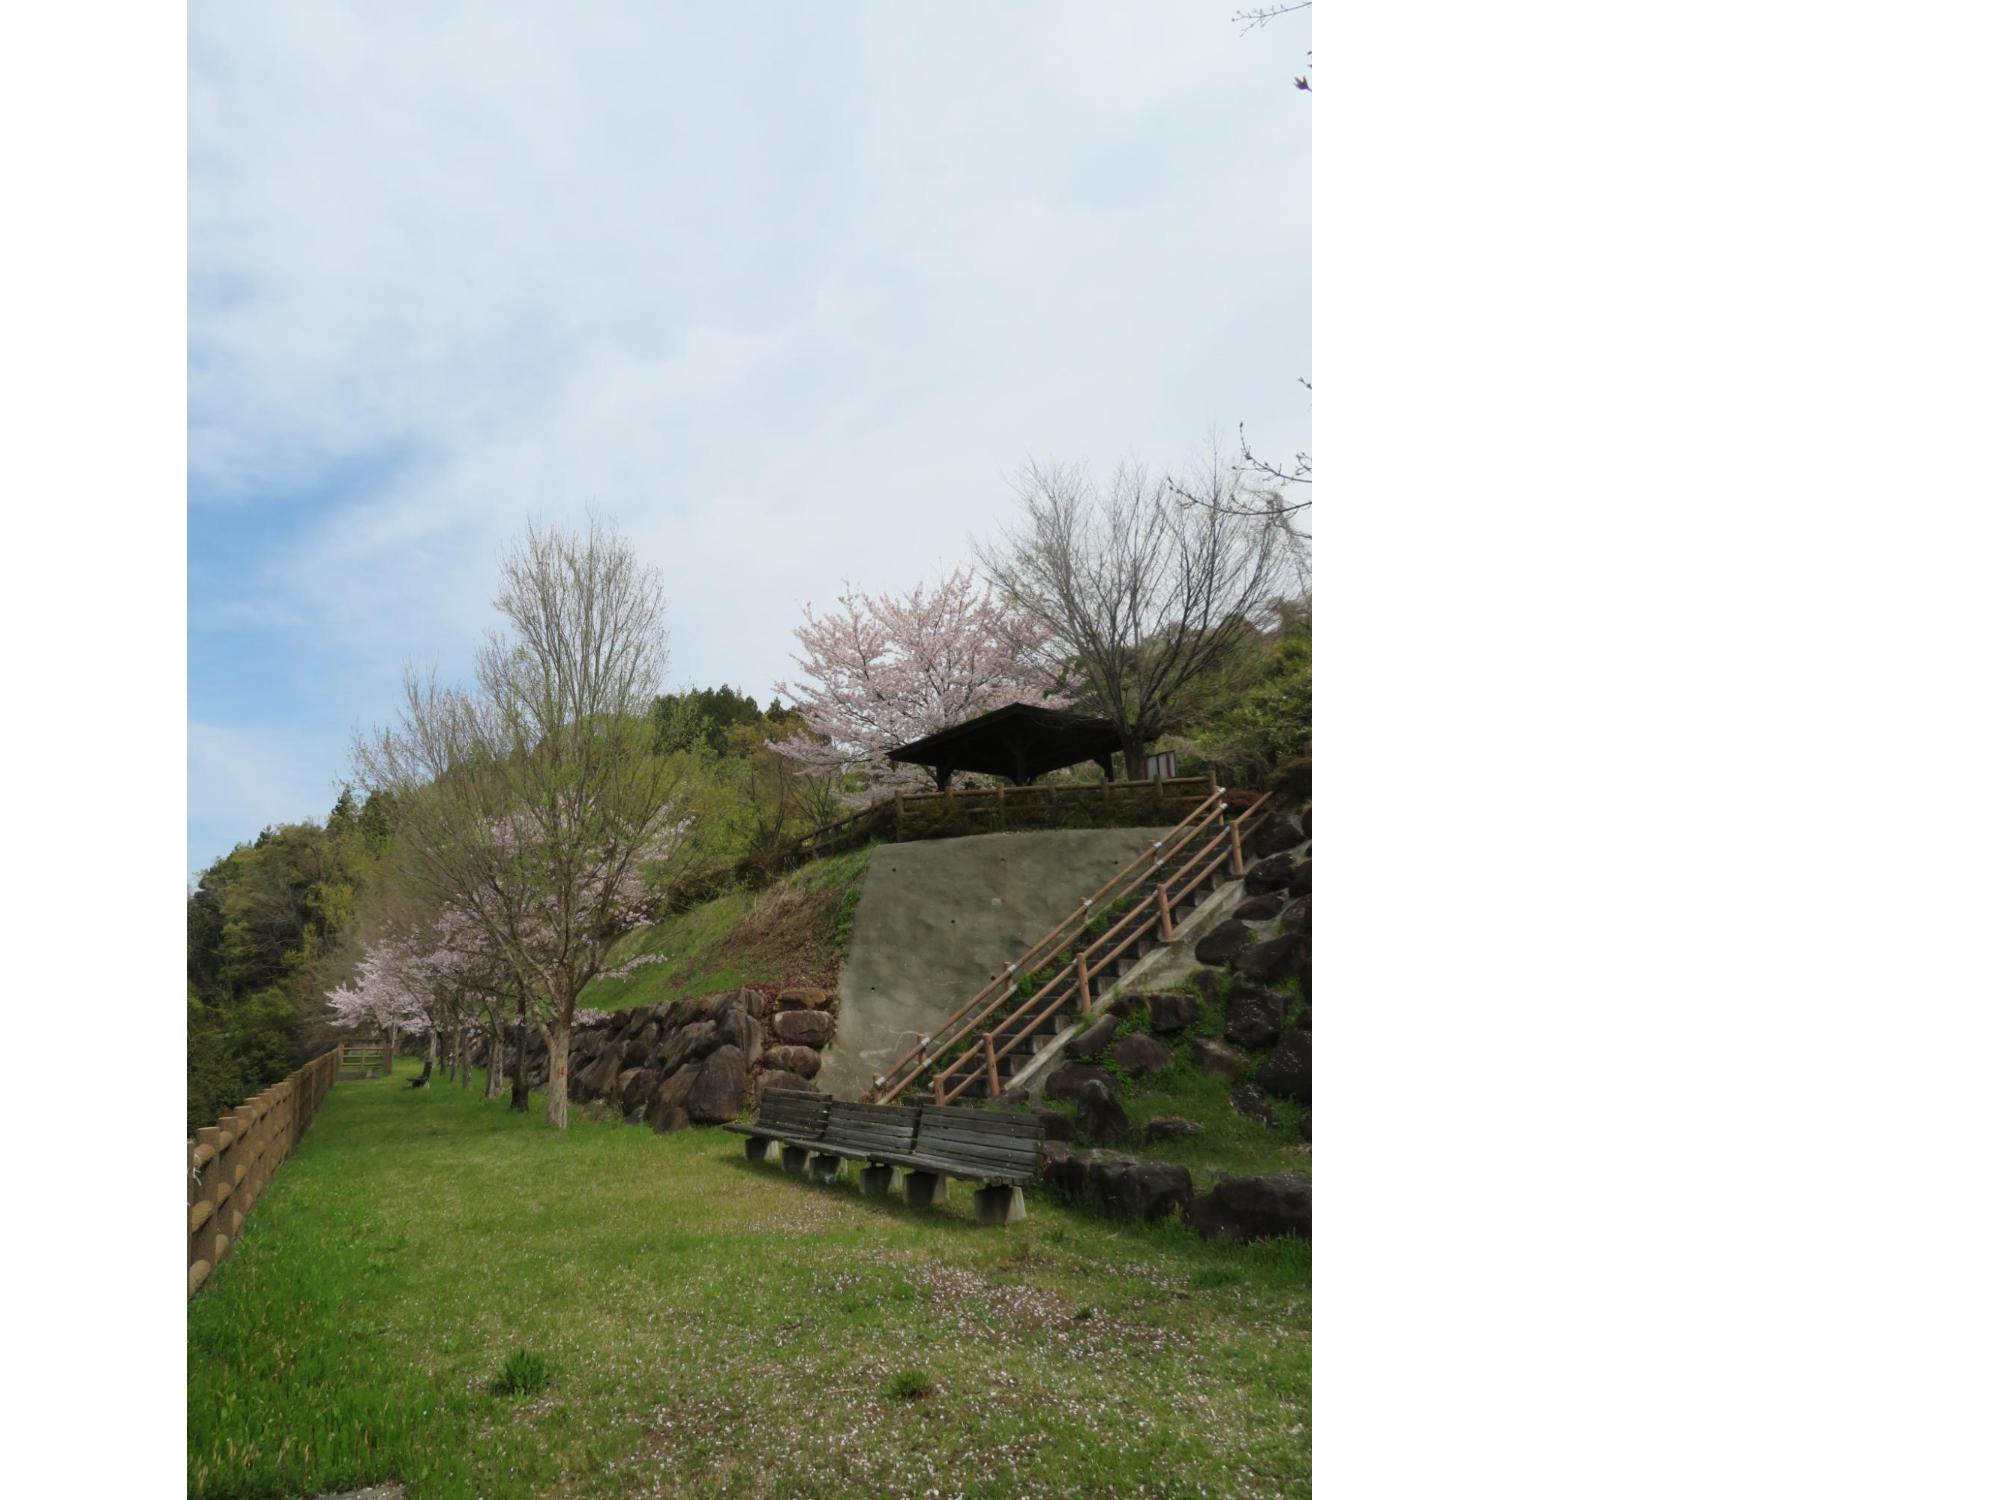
[[658, 1020, 719, 1075], [1243, 855, 1296, 896], [1044, 1062, 1115, 1100], [622, 1025, 660, 1067], [1224, 986, 1285, 1049], [761, 1044, 822, 1079], [1300, 1110, 1311, 1144], [1191, 1037, 1249, 1079], [1249, 817, 1305, 858], [1288, 860, 1311, 897], [1067, 1014, 1122, 1061], [1147, 991, 1198, 1035], [1188, 968, 1229, 1003], [1109, 1032, 1172, 1077], [685, 1044, 748, 1124], [714, 1007, 762, 1066], [710, 987, 765, 1020], [1041, 1142, 1091, 1197], [755, 1069, 820, 1103], [1085, 1154, 1193, 1222], [1188, 1172, 1312, 1242], [1143, 1115, 1204, 1144], [575, 1049, 623, 1099], [1233, 893, 1286, 923], [771, 1010, 835, 1048], [1255, 1028, 1311, 1103], [774, 986, 833, 1012], [619, 1066, 661, 1115], [1282, 896, 1310, 933], [1073, 1078, 1129, 1143], [1231, 1083, 1276, 1127], [1194, 920, 1252, 965], [1034, 1108, 1073, 1142], [1233, 934, 1305, 985], [647, 1063, 702, 1130]]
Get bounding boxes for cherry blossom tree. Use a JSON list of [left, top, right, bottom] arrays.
[[353, 517, 695, 1128], [773, 567, 1064, 802]]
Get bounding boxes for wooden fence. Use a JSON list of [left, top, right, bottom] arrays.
[[186, 1045, 342, 1298], [795, 774, 1218, 862]]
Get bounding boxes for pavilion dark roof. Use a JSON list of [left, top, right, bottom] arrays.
[[886, 702, 1125, 785]]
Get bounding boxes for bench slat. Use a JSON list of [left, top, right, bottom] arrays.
[[913, 1108, 1042, 1138]]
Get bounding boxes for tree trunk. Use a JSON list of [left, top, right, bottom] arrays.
[[485, 1024, 504, 1099], [1122, 738, 1148, 780], [510, 995, 531, 1113], [386, 1023, 399, 1078], [412, 1030, 436, 1088], [545, 1018, 571, 1129]]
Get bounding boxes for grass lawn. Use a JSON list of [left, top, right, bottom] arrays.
[[578, 847, 872, 1012], [188, 1060, 1311, 1499]]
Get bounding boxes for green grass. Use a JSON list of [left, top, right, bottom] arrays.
[[188, 1059, 1310, 1499], [580, 846, 873, 1011]]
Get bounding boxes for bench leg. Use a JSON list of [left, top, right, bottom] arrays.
[[781, 1145, 810, 1176], [809, 1153, 847, 1184], [975, 1184, 1027, 1227], [859, 1163, 897, 1197], [745, 1137, 776, 1164], [903, 1171, 949, 1208]]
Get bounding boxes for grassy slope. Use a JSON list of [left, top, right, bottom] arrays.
[[188, 1063, 1310, 1500], [578, 846, 871, 1012], [1039, 973, 1311, 1188]]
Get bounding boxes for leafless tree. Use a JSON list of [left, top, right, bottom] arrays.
[[977, 449, 1296, 779], [1233, 2, 1312, 90], [353, 516, 693, 1128]]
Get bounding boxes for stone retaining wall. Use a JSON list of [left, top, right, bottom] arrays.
[[472, 985, 840, 1130]]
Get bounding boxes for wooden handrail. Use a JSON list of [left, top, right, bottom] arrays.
[[928, 792, 1276, 1105], [869, 789, 1235, 1101]]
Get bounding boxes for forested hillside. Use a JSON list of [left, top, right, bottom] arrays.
[[186, 506, 1309, 1137]]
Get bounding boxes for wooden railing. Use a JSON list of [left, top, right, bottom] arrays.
[[792, 774, 1218, 863], [868, 786, 1265, 1104], [187, 1046, 342, 1298], [922, 792, 1274, 1106]]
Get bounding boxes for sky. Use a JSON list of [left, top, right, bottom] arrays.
[[187, 0, 1311, 881]]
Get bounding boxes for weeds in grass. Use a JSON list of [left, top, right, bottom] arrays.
[[489, 1350, 551, 1398], [886, 1368, 935, 1402]]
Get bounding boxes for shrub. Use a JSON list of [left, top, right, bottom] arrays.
[[886, 1368, 935, 1402]]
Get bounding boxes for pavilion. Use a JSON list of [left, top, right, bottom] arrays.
[[885, 702, 1131, 791]]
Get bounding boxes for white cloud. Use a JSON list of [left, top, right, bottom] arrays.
[[188, 1, 1311, 859]]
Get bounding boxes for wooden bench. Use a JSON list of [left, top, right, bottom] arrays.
[[720, 1087, 830, 1175], [888, 1104, 1042, 1225], [805, 1100, 923, 1194], [729, 1095, 1044, 1226]]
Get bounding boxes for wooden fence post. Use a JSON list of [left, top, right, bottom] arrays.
[[1155, 884, 1175, 941], [985, 1035, 1000, 1098]]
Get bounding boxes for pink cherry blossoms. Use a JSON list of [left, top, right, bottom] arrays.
[[773, 567, 1063, 802]]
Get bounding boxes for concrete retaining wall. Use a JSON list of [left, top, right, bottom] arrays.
[[816, 826, 1173, 1099]]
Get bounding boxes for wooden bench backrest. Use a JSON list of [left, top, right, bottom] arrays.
[[911, 1104, 1044, 1179], [757, 1088, 831, 1139], [822, 1101, 921, 1158]]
